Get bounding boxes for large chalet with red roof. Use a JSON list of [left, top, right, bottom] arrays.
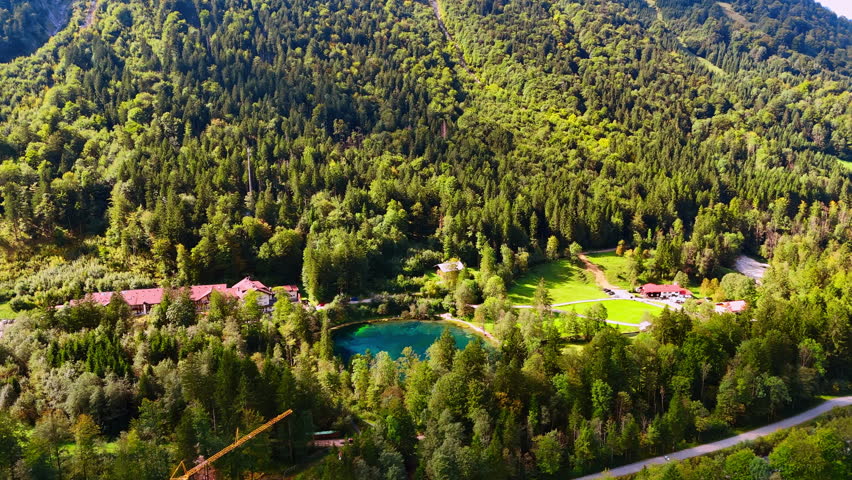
[[64, 277, 298, 316], [637, 283, 691, 300]]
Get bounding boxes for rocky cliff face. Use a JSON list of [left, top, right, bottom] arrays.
[[0, 0, 75, 62]]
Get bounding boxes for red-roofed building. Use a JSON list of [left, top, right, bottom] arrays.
[[188, 284, 231, 311], [74, 289, 162, 316], [231, 277, 275, 312], [637, 283, 691, 299], [63, 278, 299, 316], [88, 292, 115, 306], [714, 300, 748, 314], [119, 288, 165, 315], [279, 285, 300, 302]]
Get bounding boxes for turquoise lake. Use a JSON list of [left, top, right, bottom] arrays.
[[333, 320, 482, 362]]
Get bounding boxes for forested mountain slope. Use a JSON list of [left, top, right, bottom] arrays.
[[657, 0, 852, 75], [0, 0, 75, 61], [0, 0, 848, 299], [1, 1, 852, 479]]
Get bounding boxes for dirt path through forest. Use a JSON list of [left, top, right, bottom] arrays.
[[84, 0, 98, 28], [428, 0, 481, 84]]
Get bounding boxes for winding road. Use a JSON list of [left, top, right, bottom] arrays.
[[575, 396, 852, 479]]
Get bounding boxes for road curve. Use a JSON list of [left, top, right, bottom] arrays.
[[575, 396, 852, 480]]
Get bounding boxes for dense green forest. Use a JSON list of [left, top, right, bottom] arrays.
[[0, 0, 851, 477]]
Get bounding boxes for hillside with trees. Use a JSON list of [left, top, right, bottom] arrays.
[[0, 0, 850, 477], [0, 0, 848, 304]]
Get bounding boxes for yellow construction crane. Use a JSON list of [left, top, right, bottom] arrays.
[[169, 409, 294, 480]]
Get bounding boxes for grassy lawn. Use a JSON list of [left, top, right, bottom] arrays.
[[62, 440, 119, 455], [570, 299, 663, 325], [561, 343, 586, 354], [585, 251, 633, 289], [586, 251, 710, 295], [508, 260, 603, 305], [0, 301, 14, 319]]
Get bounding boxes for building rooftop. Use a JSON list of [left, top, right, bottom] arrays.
[[436, 260, 464, 273], [65, 277, 289, 309], [715, 300, 748, 314], [639, 283, 690, 294]]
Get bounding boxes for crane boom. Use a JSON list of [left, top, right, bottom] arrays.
[[170, 409, 294, 480]]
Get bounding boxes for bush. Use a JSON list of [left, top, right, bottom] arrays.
[[9, 296, 35, 312], [402, 249, 443, 275], [8, 256, 153, 304]]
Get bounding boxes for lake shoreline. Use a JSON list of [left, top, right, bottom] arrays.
[[329, 315, 400, 332], [329, 313, 499, 354], [331, 315, 497, 347], [437, 313, 499, 345]]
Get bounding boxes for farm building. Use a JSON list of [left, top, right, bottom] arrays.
[[435, 260, 465, 281], [714, 300, 748, 314], [278, 284, 301, 302], [62, 277, 298, 316], [436, 260, 464, 274], [637, 283, 691, 299]]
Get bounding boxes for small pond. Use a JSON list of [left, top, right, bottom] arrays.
[[333, 320, 483, 362]]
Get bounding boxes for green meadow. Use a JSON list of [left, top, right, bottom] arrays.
[[508, 260, 603, 305]]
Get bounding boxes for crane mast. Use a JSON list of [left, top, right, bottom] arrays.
[[169, 409, 294, 480]]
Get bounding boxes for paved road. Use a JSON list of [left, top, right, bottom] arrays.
[[733, 254, 769, 282], [575, 396, 852, 480]]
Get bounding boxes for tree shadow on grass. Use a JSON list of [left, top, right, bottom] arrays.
[[509, 261, 580, 302]]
